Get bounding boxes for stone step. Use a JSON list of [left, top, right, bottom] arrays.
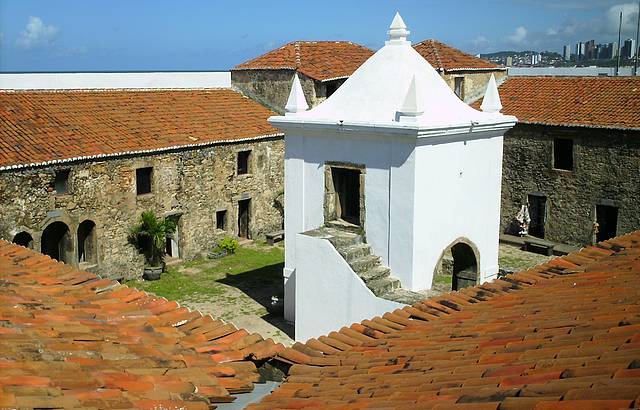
[[339, 243, 371, 262], [350, 255, 381, 274], [324, 229, 363, 248], [325, 220, 363, 234], [367, 276, 401, 296], [359, 265, 391, 283], [382, 288, 426, 305]]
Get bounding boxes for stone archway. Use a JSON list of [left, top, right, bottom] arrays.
[[41, 221, 73, 263], [12, 231, 34, 249], [433, 238, 480, 292], [78, 220, 97, 266]]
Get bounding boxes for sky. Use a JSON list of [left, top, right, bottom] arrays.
[[0, 0, 639, 72]]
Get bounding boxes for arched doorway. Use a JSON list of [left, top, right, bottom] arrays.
[[433, 239, 479, 292], [78, 220, 97, 266], [12, 231, 34, 249], [41, 222, 72, 263], [451, 243, 477, 290]]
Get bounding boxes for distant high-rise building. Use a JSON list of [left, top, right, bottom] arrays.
[[506, 56, 513, 66], [622, 39, 637, 58], [585, 40, 596, 60], [563, 44, 572, 60], [576, 42, 586, 61]]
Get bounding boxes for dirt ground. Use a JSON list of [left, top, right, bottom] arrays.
[[152, 242, 554, 347]]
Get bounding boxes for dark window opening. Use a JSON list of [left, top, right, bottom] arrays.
[[55, 170, 70, 195], [528, 194, 547, 239], [326, 81, 340, 98], [454, 77, 465, 100], [451, 243, 477, 291], [12, 231, 34, 249], [238, 199, 251, 239], [41, 221, 72, 263], [237, 151, 251, 175], [596, 205, 618, 242], [331, 167, 361, 225], [553, 138, 573, 170], [136, 167, 153, 195], [78, 220, 97, 265], [216, 210, 227, 230]]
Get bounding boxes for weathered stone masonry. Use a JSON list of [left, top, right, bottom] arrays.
[[0, 137, 284, 280], [232, 69, 345, 113], [501, 124, 640, 246]]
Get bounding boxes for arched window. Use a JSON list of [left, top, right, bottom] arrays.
[[41, 222, 72, 263], [12, 231, 34, 249]]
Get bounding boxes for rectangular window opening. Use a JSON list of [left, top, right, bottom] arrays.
[[54, 170, 70, 195], [136, 167, 153, 195], [216, 210, 227, 230], [237, 150, 251, 175], [454, 77, 465, 100], [553, 137, 573, 170]]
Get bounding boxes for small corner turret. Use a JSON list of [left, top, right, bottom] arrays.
[[284, 73, 309, 115]]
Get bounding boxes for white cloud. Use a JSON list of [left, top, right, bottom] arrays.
[[508, 26, 528, 44], [17, 16, 58, 49], [472, 35, 490, 46]]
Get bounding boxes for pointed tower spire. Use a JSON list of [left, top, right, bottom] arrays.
[[386, 12, 410, 46], [480, 74, 502, 113], [398, 75, 424, 122], [285, 73, 309, 115]]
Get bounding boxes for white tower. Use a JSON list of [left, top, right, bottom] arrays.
[[271, 13, 516, 341]]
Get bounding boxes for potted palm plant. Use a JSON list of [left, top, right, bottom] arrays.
[[129, 211, 176, 280]]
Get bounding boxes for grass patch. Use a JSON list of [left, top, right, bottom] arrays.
[[126, 244, 284, 303]]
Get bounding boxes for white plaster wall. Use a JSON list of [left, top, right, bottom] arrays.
[[411, 132, 505, 290], [295, 233, 403, 342], [286, 131, 416, 279], [0, 72, 230, 90]]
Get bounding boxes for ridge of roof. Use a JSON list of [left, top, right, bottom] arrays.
[[233, 41, 375, 81], [249, 230, 640, 409], [0, 240, 286, 409], [413, 38, 501, 71]]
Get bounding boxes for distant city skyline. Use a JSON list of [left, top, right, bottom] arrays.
[[0, 0, 639, 72]]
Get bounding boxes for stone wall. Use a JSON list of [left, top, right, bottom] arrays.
[[501, 124, 640, 246], [442, 70, 508, 104], [231, 69, 345, 113], [0, 137, 285, 280]]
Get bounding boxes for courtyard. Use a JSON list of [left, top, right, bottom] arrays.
[[127, 240, 555, 346]]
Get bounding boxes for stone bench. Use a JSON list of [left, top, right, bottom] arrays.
[[266, 230, 285, 245], [523, 238, 555, 256]]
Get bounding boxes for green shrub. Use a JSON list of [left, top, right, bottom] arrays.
[[217, 237, 239, 254]]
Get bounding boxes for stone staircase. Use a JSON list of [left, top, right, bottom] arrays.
[[306, 222, 425, 305]]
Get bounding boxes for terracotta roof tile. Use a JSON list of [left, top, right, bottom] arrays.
[[0, 89, 281, 169], [249, 231, 640, 409], [0, 240, 285, 408], [233, 41, 375, 81], [473, 76, 640, 130], [413, 39, 501, 71]]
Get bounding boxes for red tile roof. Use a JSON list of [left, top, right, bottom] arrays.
[[476, 76, 640, 130], [249, 231, 640, 409], [233, 41, 375, 81], [0, 240, 285, 409], [0, 89, 282, 170], [413, 39, 502, 72]]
